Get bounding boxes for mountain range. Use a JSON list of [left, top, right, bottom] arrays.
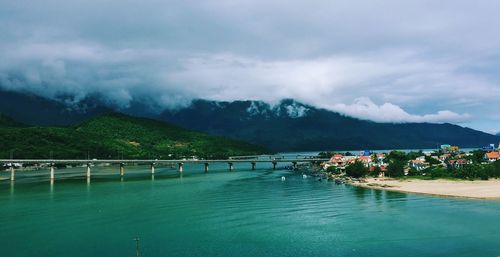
[[0, 89, 498, 152], [159, 99, 499, 151]]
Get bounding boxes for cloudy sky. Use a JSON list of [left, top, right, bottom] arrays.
[[0, 0, 499, 133]]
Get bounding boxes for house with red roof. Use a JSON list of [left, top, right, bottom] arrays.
[[448, 159, 470, 169], [485, 152, 500, 162]]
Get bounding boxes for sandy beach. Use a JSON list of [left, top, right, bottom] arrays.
[[353, 178, 500, 199]]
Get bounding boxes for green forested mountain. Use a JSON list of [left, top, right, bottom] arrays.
[[0, 113, 268, 159]]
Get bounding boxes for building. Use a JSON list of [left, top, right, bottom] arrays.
[[482, 144, 496, 151], [360, 150, 372, 156], [329, 154, 345, 166], [357, 155, 372, 166], [485, 152, 500, 162], [448, 159, 470, 169], [375, 153, 386, 165], [439, 153, 451, 161], [369, 165, 386, 177], [440, 144, 451, 150], [409, 159, 429, 171], [441, 144, 459, 153]]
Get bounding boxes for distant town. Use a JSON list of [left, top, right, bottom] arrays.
[[321, 143, 500, 180]]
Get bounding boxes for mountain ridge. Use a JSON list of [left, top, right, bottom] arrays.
[[159, 99, 499, 151], [0, 89, 497, 151]]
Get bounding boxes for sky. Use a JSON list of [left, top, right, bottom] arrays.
[[0, 0, 499, 134]]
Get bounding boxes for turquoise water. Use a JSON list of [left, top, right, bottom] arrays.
[[1, 164, 500, 257]]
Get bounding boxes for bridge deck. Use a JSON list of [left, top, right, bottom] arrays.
[[0, 158, 328, 164]]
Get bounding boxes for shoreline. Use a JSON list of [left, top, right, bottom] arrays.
[[351, 177, 500, 200]]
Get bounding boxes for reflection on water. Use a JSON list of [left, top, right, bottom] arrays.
[[9, 180, 14, 198], [353, 185, 367, 200], [373, 188, 383, 201]]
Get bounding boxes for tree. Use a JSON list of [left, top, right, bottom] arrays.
[[370, 166, 382, 177], [387, 151, 408, 162], [345, 161, 368, 178], [386, 159, 406, 177], [425, 155, 441, 165], [407, 167, 421, 176], [469, 150, 486, 164], [318, 151, 335, 159], [406, 150, 423, 160], [326, 165, 341, 174], [429, 167, 448, 178]]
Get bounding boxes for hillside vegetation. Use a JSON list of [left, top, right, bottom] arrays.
[[0, 113, 268, 159]]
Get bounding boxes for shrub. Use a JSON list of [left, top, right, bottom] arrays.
[[370, 166, 382, 177], [386, 159, 406, 177], [345, 161, 368, 178], [326, 165, 341, 174]]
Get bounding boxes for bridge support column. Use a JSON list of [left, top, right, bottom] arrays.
[[178, 163, 183, 174], [120, 163, 125, 177], [50, 164, 55, 181], [251, 162, 256, 170], [86, 163, 91, 178], [272, 161, 277, 170], [228, 162, 233, 172], [150, 163, 155, 174], [204, 163, 209, 173], [10, 166, 15, 181]]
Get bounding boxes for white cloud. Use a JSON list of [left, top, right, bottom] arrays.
[[0, 0, 499, 131], [0, 43, 495, 124], [165, 52, 490, 123], [327, 97, 470, 123]]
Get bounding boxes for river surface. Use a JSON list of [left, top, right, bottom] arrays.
[[1, 163, 500, 257]]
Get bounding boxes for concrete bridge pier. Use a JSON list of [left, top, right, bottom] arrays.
[[204, 163, 209, 173], [10, 166, 15, 181], [150, 163, 155, 174], [50, 164, 55, 181], [86, 163, 91, 178], [178, 163, 184, 174], [120, 163, 125, 177], [272, 161, 277, 170], [228, 162, 234, 171], [251, 162, 256, 170]]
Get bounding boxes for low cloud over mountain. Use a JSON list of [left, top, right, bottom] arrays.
[[0, 0, 499, 132]]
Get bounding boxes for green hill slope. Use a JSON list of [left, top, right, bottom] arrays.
[[0, 113, 268, 159], [0, 113, 26, 127]]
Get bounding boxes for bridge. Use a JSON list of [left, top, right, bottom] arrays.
[[0, 156, 329, 182]]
